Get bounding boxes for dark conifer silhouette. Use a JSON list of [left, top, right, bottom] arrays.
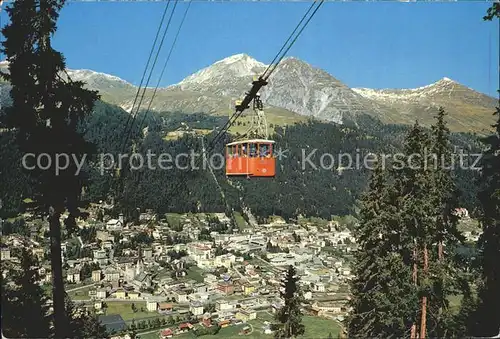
[[347, 165, 418, 338], [1, 249, 51, 338], [274, 265, 305, 338], [472, 103, 500, 336], [465, 9, 500, 337], [1, 0, 99, 336]]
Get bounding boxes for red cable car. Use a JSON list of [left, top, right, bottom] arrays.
[[225, 84, 276, 178], [226, 139, 275, 177]]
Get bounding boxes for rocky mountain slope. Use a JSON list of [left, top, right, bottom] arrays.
[[169, 54, 388, 125], [353, 78, 498, 133], [1, 55, 497, 133]]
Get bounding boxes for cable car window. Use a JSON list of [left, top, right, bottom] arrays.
[[241, 144, 248, 157], [249, 143, 257, 157], [259, 144, 271, 157]]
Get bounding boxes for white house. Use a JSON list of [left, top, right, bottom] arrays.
[[96, 289, 107, 299], [189, 302, 204, 316], [146, 301, 158, 312], [106, 219, 123, 231]]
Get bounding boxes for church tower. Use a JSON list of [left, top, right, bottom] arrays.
[[135, 247, 144, 277]]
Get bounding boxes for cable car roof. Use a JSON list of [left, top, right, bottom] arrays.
[[226, 139, 275, 146]]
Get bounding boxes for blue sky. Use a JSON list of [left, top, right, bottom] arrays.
[[1, 1, 499, 96]]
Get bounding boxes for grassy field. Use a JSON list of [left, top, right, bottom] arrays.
[[233, 212, 249, 230], [227, 107, 306, 136], [251, 313, 341, 338], [301, 316, 342, 338], [137, 331, 161, 339], [135, 312, 342, 339], [248, 310, 273, 329], [165, 213, 184, 228], [105, 301, 150, 321], [67, 285, 95, 300], [163, 129, 212, 141], [184, 266, 205, 283]]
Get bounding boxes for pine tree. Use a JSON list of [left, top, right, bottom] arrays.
[[430, 107, 462, 262], [128, 319, 138, 339], [454, 289, 478, 336], [426, 107, 467, 337], [484, 2, 499, 20], [274, 265, 305, 338], [347, 165, 418, 338], [472, 103, 500, 336], [65, 296, 108, 338], [390, 122, 437, 339], [1, 0, 99, 336], [348, 120, 468, 338], [468, 10, 500, 336], [1, 249, 51, 338]]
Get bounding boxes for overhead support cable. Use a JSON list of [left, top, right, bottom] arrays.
[[119, 0, 172, 153], [262, 0, 324, 81], [121, 0, 179, 153], [136, 0, 193, 134], [199, 0, 325, 158]]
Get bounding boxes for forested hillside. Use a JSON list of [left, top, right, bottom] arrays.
[[0, 100, 482, 220]]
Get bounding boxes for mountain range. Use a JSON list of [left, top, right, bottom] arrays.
[[1, 54, 497, 132]]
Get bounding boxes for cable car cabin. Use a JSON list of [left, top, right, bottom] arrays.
[[226, 139, 275, 177]]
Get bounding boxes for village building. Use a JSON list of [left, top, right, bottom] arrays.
[[146, 301, 158, 312]]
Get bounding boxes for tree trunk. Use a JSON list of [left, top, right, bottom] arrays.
[[411, 246, 418, 339], [420, 296, 428, 339], [49, 206, 66, 338], [420, 246, 429, 339], [39, 0, 67, 333], [438, 241, 443, 261]]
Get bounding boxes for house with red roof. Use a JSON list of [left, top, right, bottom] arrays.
[[178, 322, 193, 333], [160, 328, 173, 339]]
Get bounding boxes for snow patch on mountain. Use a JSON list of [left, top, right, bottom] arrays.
[[65, 69, 131, 85], [352, 77, 463, 103], [215, 53, 266, 70], [178, 53, 266, 88]]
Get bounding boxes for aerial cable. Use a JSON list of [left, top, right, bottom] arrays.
[[262, 0, 324, 81], [123, 0, 324, 204], [120, 0, 172, 153], [210, 0, 325, 147], [261, 0, 317, 80], [121, 0, 179, 154], [136, 0, 192, 135], [113, 0, 175, 204], [197, 110, 241, 159], [150, 0, 322, 162], [208, 0, 325, 150]]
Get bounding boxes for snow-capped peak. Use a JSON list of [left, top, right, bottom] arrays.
[[215, 53, 264, 68], [0, 60, 131, 87], [178, 54, 267, 90], [352, 77, 468, 104], [65, 69, 130, 85]]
